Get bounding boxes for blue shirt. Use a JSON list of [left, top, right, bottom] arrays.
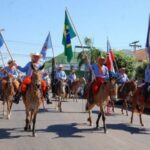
[[92, 64, 109, 79], [117, 72, 129, 83], [17, 61, 43, 76], [56, 70, 67, 80], [68, 73, 76, 83], [3, 66, 18, 79]]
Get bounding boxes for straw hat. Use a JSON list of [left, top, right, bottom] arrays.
[[30, 52, 42, 58], [58, 64, 63, 68]]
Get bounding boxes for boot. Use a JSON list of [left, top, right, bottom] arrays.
[[13, 91, 22, 104]]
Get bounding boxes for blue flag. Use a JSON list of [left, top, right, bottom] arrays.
[[0, 33, 4, 48], [146, 15, 150, 58], [40, 32, 52, 60]]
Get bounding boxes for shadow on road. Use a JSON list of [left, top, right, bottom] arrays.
[[107, 123, 150, 135], [0, 128, 21, 139]]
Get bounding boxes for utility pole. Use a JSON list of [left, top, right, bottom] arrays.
[[129, 41, 141, 51]]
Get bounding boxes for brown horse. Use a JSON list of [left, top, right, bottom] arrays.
[[1, 74, 19, 119], [86, 79, 118, 133], [116, 80, 137, 116], [69, 77, 86, 101], [55, 79, 67, 112], [23, 64, 44, 137], [130, 83, 150, 126]]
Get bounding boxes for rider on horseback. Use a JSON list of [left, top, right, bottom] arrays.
[[91, 56, 109, 94], [13, 52, 52, 104], [117, 67, 129, 85], [0, 60, 20, 100]]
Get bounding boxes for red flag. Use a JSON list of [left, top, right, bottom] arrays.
[[106, 39, 115, 72]]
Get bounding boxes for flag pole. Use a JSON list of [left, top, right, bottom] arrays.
[[49, 31, 56, 98], [0, 50, 5, 67], [65, 8, 85, 52], [0, 32, 13, 61], [49, 32, 55, 58]]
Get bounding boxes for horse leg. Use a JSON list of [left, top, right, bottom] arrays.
[[58, 97, 62, 112], [96, 112, 101, 129], [139, 112, 144, 126], [130, 109, 134, 124], [125, 100, 128, 116], [6, 101, 11, 120], [87, 110, 92, 126], [100, 106, 107, 133], [24, 111, 30, 131], [111, 100, 115, 112], [32, 112, 37, 137], [2, 101, 5, 117]]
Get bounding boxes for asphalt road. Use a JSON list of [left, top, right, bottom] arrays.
[[0, 98, 150, 150]]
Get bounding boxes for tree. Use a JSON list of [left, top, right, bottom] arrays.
[[114, 51, 136, 78], [134, 62, 148, 80]]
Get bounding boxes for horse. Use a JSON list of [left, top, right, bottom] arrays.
[[55, 79, 67, 112], [85, 79, 118, 133], [69, 77, 86, 101], [23, 64, 44, 137], [130, 83, 150, 126], [1, 74, 19, 119], [116, 80, 137, 116]]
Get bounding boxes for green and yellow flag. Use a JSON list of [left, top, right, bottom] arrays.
[[62, 10, 76, 63]]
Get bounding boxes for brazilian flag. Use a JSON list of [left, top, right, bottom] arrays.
[[62, 11, 76, 63]]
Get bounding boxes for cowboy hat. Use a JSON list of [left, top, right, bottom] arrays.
[[58, 64, 63, 68], [30, 52, 42, 58]]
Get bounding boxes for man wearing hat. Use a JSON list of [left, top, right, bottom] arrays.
[[117, 67, 129, 85], [91, 55, 109, 95], [0, 60, 20, 98], [14, 52, 52, 104], [56, 64, 67, 81]]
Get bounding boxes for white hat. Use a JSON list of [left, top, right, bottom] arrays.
[[58, 64, 63, 68], [30, 52, 42, 58]]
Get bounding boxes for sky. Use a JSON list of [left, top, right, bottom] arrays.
[[0, 0, 150, 66]]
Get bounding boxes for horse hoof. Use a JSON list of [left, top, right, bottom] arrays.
[[7, 115, 10, 120], [24, 127, 28, 131], [32, 133, 37, 137]]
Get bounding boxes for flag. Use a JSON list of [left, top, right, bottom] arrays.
[[106, 39, 115, 72], [0, 33, 4, 48], [40, 32, 52, 59], [146, 15, 150, 58], [62, 10, 76, 63]]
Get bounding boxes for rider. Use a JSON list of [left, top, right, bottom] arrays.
[[117, 67, 129, 85], [91, 55, 109, 95], [14, 52, 52, 104], [56, 64, 67, 81], [0, 60, 20, 98], [67, 69, 77, 88]]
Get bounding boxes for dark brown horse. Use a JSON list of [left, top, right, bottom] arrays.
[[1, 74, 20, 119], [117, 80, 137, 115], [55, 79, 67, 112], [86, 79, 118, 133], [23, 64, 44, 137], [130, 83, 150, 126]]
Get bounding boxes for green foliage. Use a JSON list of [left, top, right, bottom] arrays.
[[135, 62, 148, 80], [114, 51, 136, 78]]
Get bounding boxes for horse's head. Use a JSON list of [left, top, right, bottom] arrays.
[[57, 80, 67, 97], [107, 80, 118, 101], [5, 74, 15, 95], [31, 64, 43, 89], [122, 80, 137, 95]]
